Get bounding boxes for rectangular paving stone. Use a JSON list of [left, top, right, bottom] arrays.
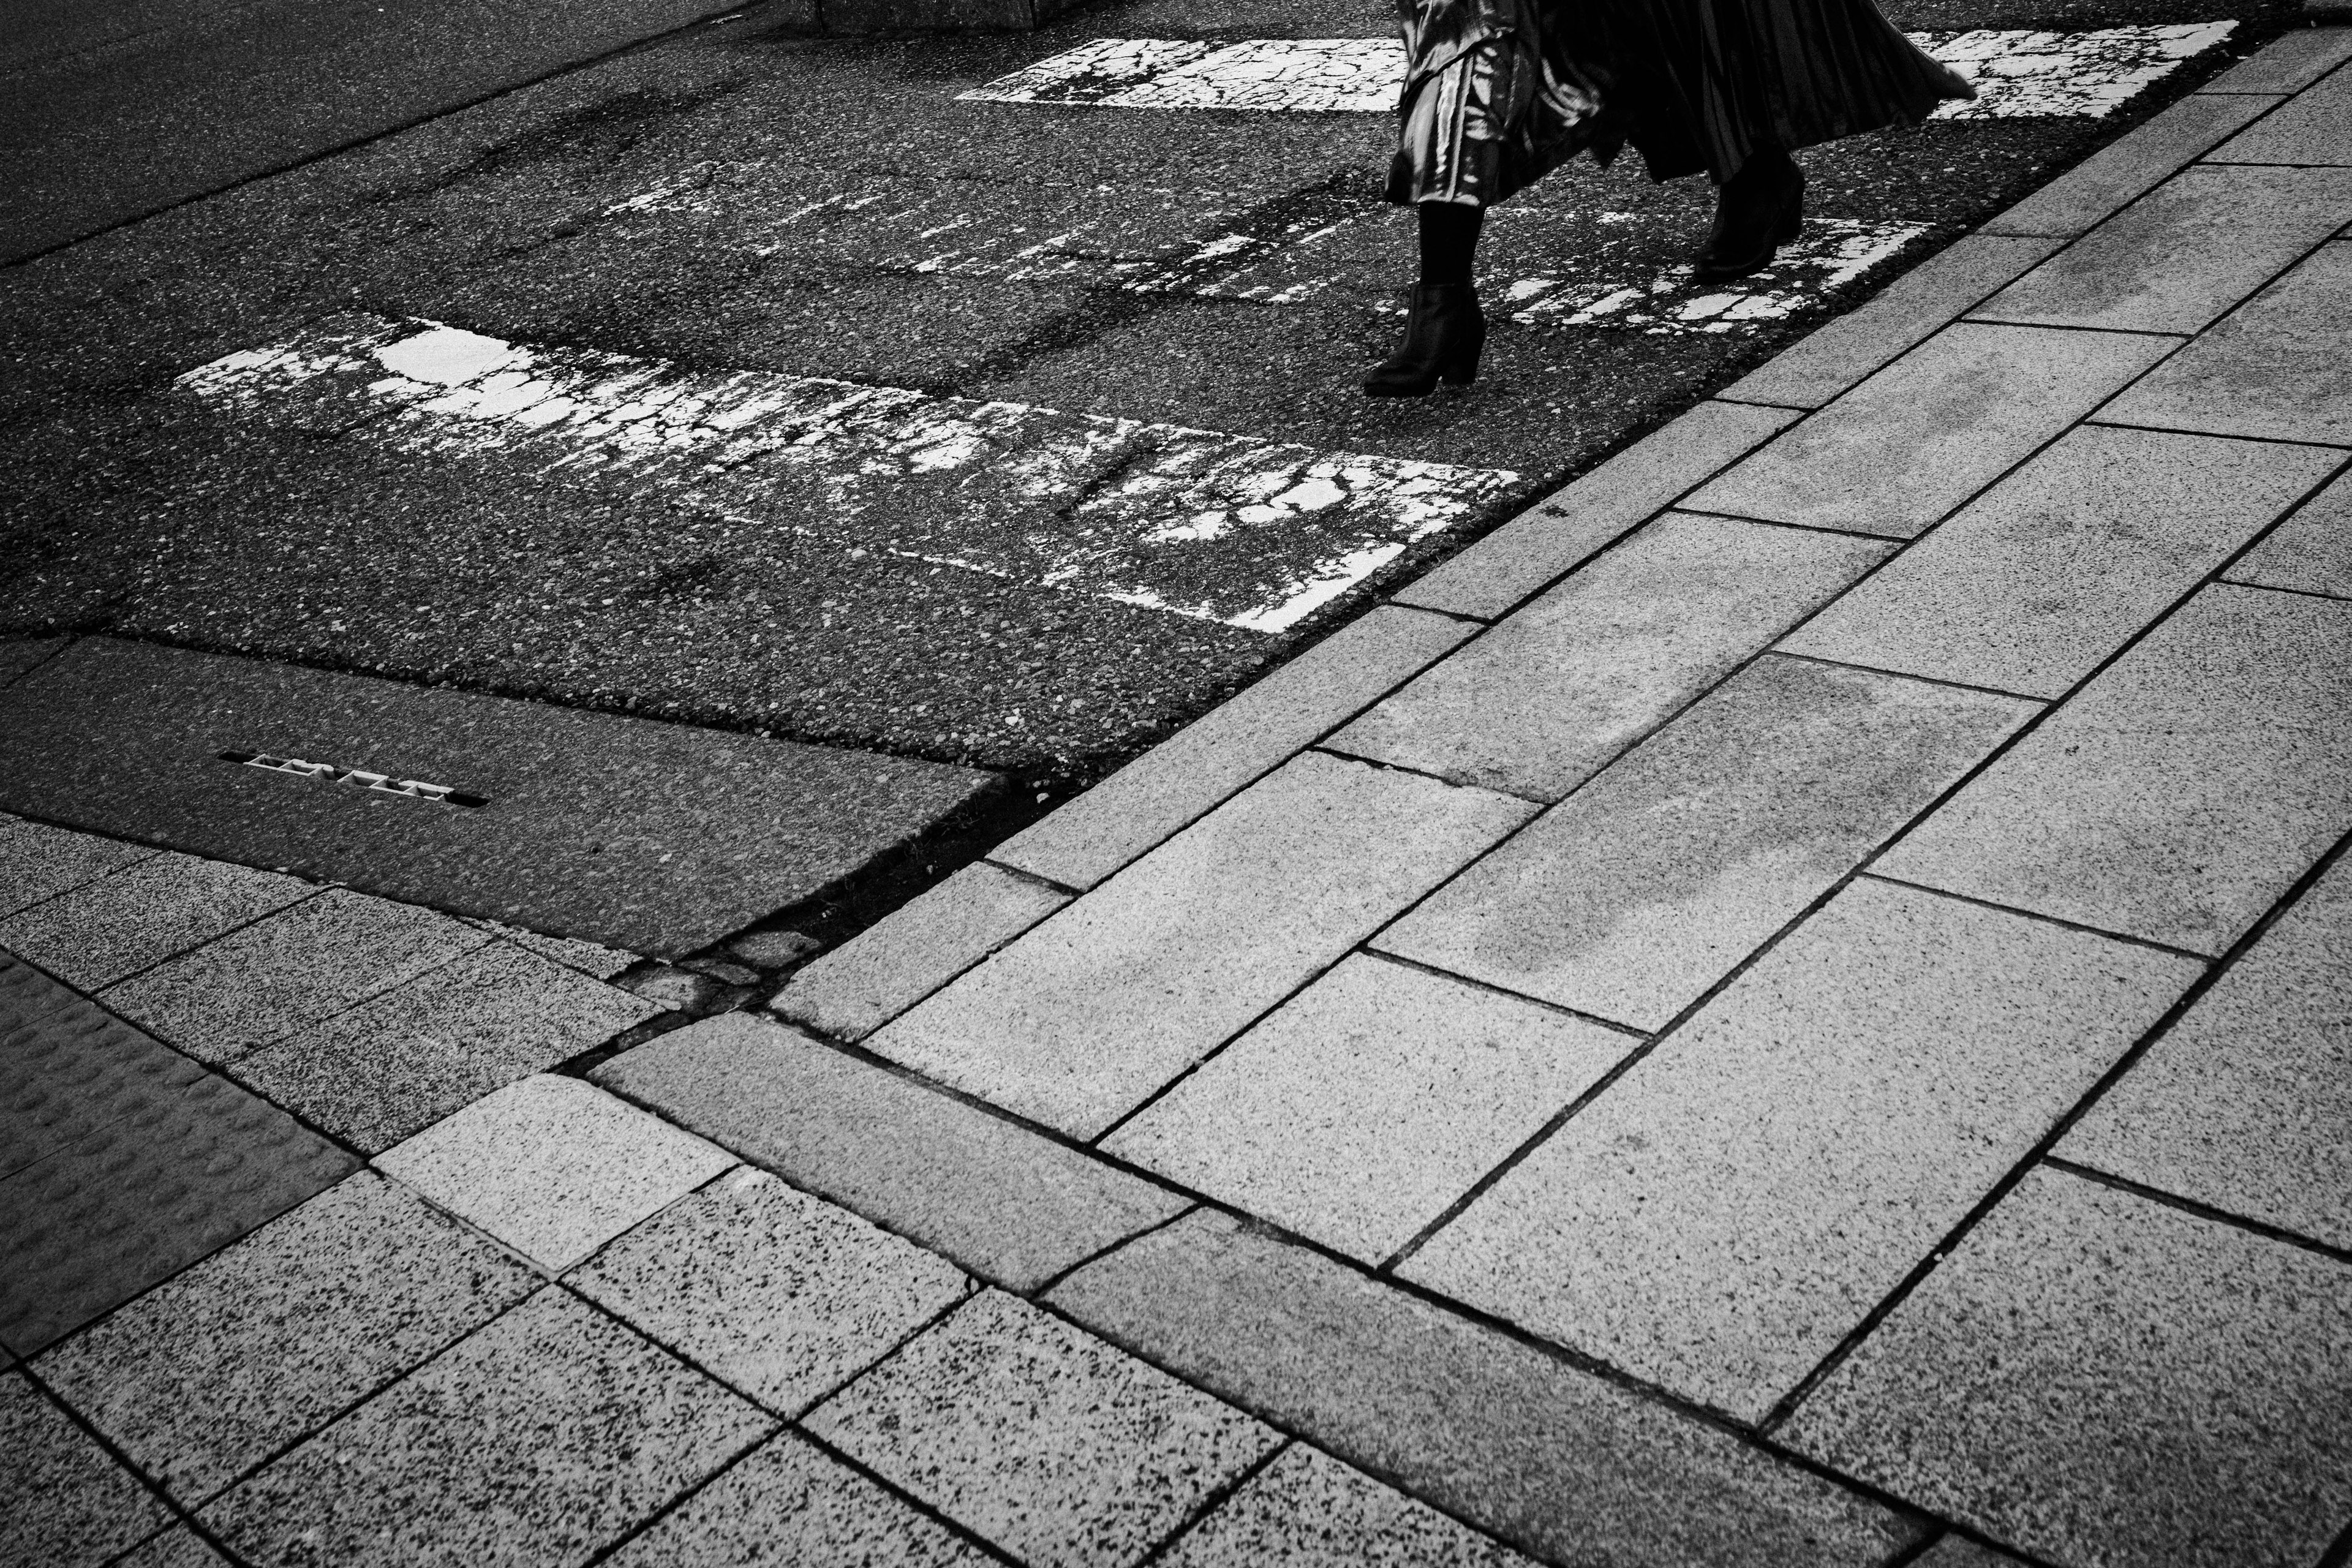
[[0, 851, 311, 990], [2059, 851, 2352, 1250], [0, 636, 69, 686], [868, 752, 1534, 1140], [37, 1170, 537, 1504], [117, 1526, 234, 1568], [773, 863, 1068, 1042], [374, 1074, 733, 1273], [992, 606, 1477, 891], [2198, 28, 2352, 91], [1724, 234, 2066, 409], [1876, 584, 2352, 955], [1377, 657, 2035, 1030], [2, 997, 208, 1180], [594, 1013, 1185, 1293], [1982, 91, 2279, 236], [464, 919, 636, 980], [1975, 165, 2352, 336], [803, 1290, 1279, 1568], [570, 1167, 970, 1415], [1781, 425, 2343, 698], [1101, 954, 1633, 1265], [1045, 1212, 1923, 1568], [199, 1288, 774, 1568], [1332, 514, 1890, 801], [1401, 880, 2197, 1422], [103, 888, 490, 1066], [2209, 59, 2352, 162], [0, 1071, 357, 1354], [604, 1433, 986, 1568], [234, 942, 656, 1153], [1163, 1442, 1533, 1568], [0, 815, 156, 918], [1394, 401, 1800, 620], [2100, 241, 2352, 447], [0, 950, 78, 1035], [1782, 1167, 2352, 1568], [1684, 324, 2179, 538], [1, 1370, 175, 1568], [2229, 467, 2352, 599]]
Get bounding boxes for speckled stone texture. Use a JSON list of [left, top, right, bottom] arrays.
[[774, 863, 1069, 1042], [595, 1015, 1184, 1292], [104, 888, 491, 1066], [467, 919, 637, 980], [1, 997, 207, 1180], [1163, 1444, 1532, 1567], [2198, 28, 2352, 91], [2060, 852, 2352, 1250], [1, 1070, 355, 1354], [1781, 426, 2342, 699], [235, 943, 657, 1153], [1907, 1537, 2031, 1568], [994, 605, 1476, 891], [1683, 323, 2175, 538], [198, 1289, 774, 1567], [869, 752, 1532, 1140], [2211, 58, 2352, 164], [603, 1433, 986, 1567], [805, 1290, 1278, 1568], [374, 1074, 733, 1273], [1782, 1167, 2352, 1568], [1982, 91, 2274, 237], [571, 1167, 969, 1415], [1332, 514, 1889, 802], [0, 950, 77, 1033], [1, 1370, 174, 1567], [0, 814, 155, 919], [1047, 1212, 1920, 1568], [0, 851, 309, 990], [39, 1171, 537, 1504], [2230, 469, 2352, 601], [1877, 584, 2352, 956], [1376, 655, 2034, 1029], [115, 1527, 235, 1567], [1102, 954, 1630, 1264], [1402, 879, 2198, 1422]]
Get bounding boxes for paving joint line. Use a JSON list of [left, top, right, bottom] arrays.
[[12, 1360, 221, 1564], [2037, 1157, 2352, 1266], [1853, 871, 2218, 962], [1360, 948, 1653, 1039], [1129, 1436, 1295, 1568], [786, 1417, 1030, 1567], [1766, 647, 2054, 704], [1025, 1202, 1204, 1300]]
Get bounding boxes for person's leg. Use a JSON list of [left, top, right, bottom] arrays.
[[1365, 199, 1491, 397], [1692, 140, 1803, 282], [1417, 199, 1485, 286]]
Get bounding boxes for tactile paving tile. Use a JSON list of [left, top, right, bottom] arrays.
[[0, 1072, 356, 1355], [0, 951, 78, 1034], [1, 998, 208, 1180]]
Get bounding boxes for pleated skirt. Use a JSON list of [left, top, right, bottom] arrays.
[[1385, 0, 1615, 206]]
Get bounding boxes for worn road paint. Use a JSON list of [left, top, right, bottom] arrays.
[[178, 317, 1517, 635], [962, 24, 2234, 118], [221, 750, 489, 807]]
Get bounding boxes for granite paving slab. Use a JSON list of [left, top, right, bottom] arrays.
[[803, 1290, 1280, 1568], [602, 1433, 986, 1567], [234, 943, 657, 1154], [2098, 241, 2352, 447], [2059, 851, 2352, 1250], [774, 863, 1069, 1043], [1330, 514, 1890, 801], [1981, 91, 2278, 237], [198, 1288, 774, 1567], [1376, 655, 2035, 1029], [0, 951, 78, 1033], [594, 1014, 1185, 1293], [1046, 1212, 1922, 1568], [1909, 1539, 2032, 1568], [0, 637, 69, 687], [2198, 27, 2352, 92], [1, 1370, 173, 1568], [1162, 1442, 1532, 1567], [1102, 954, 1631, 1264], [1402, 879, 2197, 1422], [468, 920, 638, 981], [104, 888, 490, 1066], [2229, 467, 2352, 600], [869, 752, 1533, 1140], [0, 1071, 355, 1355], [1782, 1167, 2352, 1568], [1876, 583, 2352, 955], [374, 1074, 733, 1273], [2209, 59, 2352, 164], [0, 851, 310, 992], [1683, 324, 2177, 538], [571, 1167, 970, 1416], [1, 998, 207, 1181], [1781, 425, 2343, 698], [1975, 165, 2352, 336], [0, 815, 155, 919], [115, 1528, 234, 1568], [37, 1170, 536, 1504], [993, 605, 1477, 891]]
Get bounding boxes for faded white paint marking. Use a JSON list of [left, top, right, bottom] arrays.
[[176, 317, 1515, 635], [961, 26, 2233, 117]]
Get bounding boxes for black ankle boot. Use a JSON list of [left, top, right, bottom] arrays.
[[1692, 151, 1805, 284], [1363, 284, 1486, 398]]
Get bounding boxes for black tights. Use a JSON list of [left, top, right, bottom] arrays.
[[1416, 201, 1485, 287]]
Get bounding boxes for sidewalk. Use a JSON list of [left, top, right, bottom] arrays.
[[7, 24, 2352, 1568]]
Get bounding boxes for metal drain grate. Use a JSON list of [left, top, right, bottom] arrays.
[[219, 750, 489, 808]]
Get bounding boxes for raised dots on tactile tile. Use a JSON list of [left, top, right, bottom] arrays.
[[0, 852, 311, 991], [0, 949, 78, 1033], [0, 1370, 175, 1568], [0, 815, 156, 919], [1162, 1443, 1533, 1567], [804, 1291, 1280, 1568], [1, 998, 208, 1180], [39, 1170, 538, 1506], [1781, 1167, 2352, 1568], [374, 1074, 733, 1273], [198, 1289, 774, 1567]]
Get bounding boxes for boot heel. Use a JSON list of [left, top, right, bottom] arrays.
[[1439, 335, 1485, 385]]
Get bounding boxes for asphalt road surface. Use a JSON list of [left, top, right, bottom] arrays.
[[0, 0, 2316, 935]]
